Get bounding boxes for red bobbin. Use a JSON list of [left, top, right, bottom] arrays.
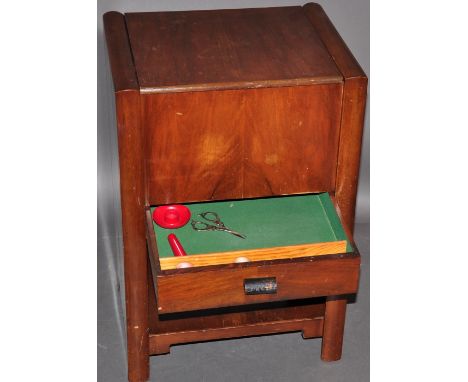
[[152, 204, 191, 229]]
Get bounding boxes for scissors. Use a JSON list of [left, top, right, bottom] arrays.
[[191, 211, 246, 239]]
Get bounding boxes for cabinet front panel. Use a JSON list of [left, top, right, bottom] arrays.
[[143, 90, 244, 205], [143, 84, 343, 205], [242, 84, 342, 198]]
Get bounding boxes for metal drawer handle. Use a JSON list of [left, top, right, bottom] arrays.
[[244, 277, 277, 295]]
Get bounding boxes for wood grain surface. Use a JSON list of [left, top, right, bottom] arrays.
[[242, 84, 343, 198], [115, 91, 149, 382], [321, 296, 348, 361], [334, 78, 368, 233], [159, 241, 347, 270], [303, 3, 366, 79], [302, 4, 367, 362], [111, 94, 149, 382], [143, 84, 343, 205], [104, 4, 367, 378], [148, 267, 325, 355], [104, 12, 148, 382], [155, 254, 360, 313], [103, 12, 139, 92], [303, 3, 368, 233], [125, 7, 342, 93]]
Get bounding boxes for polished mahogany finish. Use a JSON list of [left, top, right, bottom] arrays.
[[104, 12, 149, 382], [147, 267, 326, 356], [125, 7, 342, 93], [104, 4, 367, 381], [322, 296, 348, 361], [142, 84, 343, 205], [303, 3, 368, 234]]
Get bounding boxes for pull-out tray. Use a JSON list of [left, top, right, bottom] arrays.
[[146, 193, 360, 314]]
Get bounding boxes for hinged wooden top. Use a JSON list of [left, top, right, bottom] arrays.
[[124, 6, 343, 93]]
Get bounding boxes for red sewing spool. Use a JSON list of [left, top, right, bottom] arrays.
[[152, 205, 191, 229]]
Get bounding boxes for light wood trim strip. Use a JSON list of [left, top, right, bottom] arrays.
[[160, 240, 347, 270]]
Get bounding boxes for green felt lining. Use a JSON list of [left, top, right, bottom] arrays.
[[152, 193, 351, 258]]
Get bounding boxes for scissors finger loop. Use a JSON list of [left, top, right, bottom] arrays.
[[191, 220, 216, 231], [198, 211, 222, 225]]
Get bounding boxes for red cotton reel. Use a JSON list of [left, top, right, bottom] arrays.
[[152, 205, 191, 229]]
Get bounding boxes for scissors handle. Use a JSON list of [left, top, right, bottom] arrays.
[[198, 211, 222, 225], [192, 211, 247, 239], [191, 220, 217, 231]]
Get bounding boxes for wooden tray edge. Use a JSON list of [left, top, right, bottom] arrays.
[[160, 240, 347, 270]]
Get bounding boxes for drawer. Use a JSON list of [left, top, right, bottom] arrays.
[[146, 193, 360, 314]]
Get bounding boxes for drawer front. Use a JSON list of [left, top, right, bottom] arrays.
[[155, 254, 359, 313]]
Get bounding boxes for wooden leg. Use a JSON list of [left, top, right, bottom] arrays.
[[113, 88, 149, 381], [125, 249, 149, 382], [123, 229, 149, 382], [321, 296, 347, 361]]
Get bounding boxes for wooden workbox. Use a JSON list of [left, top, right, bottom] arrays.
[[104, 4, 367, 381]]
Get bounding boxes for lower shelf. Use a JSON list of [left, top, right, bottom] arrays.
[[148, 266, 325, 355]]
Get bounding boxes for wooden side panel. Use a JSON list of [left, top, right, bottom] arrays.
[[104, 12, 149, 382], [334, 78, 367, 232], [143, 84, 343, 205], [115, 91, 149, 382], [303, 3, 367, 361], [303, 3, 368, 233]]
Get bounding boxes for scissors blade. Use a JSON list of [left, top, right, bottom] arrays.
[[226, 230, 247, 239]]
